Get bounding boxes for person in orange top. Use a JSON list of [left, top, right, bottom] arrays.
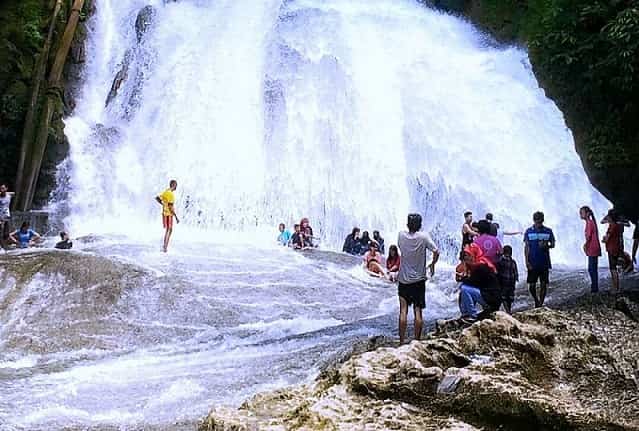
[[155, 179, 180, 252]]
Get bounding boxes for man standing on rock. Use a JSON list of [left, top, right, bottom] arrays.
[[155, 179, 179, 252], [397, 213, 440, 344], [0, 184, 14, 250], [524, 211, 555, 307]]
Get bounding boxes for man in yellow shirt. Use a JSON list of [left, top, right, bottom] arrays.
[[155, 179, 179, 252]]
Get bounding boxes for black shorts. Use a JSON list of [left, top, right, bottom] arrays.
[[398, 280, 426, 309], [527, 268, 549, 284]]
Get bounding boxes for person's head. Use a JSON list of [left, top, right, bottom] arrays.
[[369, 240, 379, 252], [389, 244, 399, 258], [503, 245, 513, 257], [294, 224, 300, 233], [533, 211, 544, 227], [407, 213, 422, 233], [485, 213, 494, 222], [60, 231, 69, 241], [169, 179, 177, 191], [351, 227, 360, 238], [477, 219, 491, 235], [361, 231, 370, 241], [579, 206, 594, 221], [464, 211, 473, 224], [278, 223, 285, 232], [373, 230, 381, 240], [605, 208, 618, 223], [300, 217, 310, 228], [20, 221, 29, 232], [0, 184, 6, 195], [462, 250, 474, 265]]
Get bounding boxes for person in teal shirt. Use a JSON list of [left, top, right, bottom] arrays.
[[277, 223, 291, 246]]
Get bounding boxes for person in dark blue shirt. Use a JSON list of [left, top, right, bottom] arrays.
[[524, 211, 555, 308]]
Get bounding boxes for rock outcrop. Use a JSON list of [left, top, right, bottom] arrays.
[[200, 295, 639, 430]]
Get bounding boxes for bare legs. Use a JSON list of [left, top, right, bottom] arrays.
[[163, 227, 172, 252], [398, 297, 423, 344], [610, 266, 620, 294]]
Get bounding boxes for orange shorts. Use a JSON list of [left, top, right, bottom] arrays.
[[162, 215, 173, 229]]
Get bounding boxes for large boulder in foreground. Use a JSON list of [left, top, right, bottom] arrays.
[[200, 298, 639, 430]]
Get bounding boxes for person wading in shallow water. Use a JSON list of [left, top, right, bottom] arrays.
[[155, 179, 180, 252], [397, 213, 439, 344], [524, 211, 555, 308]]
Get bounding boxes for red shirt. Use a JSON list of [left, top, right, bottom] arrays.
[[605, 223, 623, 255], [387, 255, 400, 271], [584, 219, 601, 257]]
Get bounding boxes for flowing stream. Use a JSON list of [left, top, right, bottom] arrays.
[[0, 0, 611, 429]]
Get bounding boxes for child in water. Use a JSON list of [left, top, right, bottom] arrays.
[[363, 240, 385, 277], [386, 245, 400, 282]]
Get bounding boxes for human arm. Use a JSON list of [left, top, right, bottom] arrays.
[[155, 195, 163, 205], [524, 237, 531, 270], [463, 223, 479, 237], [428, 249, 440, 276], [8, 230, 17, 244], [503, 230, 522, 236], [29, 230, 42, 245], [548, 230, 556, 249], [168, 203, 180, 224]]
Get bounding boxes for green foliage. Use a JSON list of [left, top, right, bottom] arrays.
[[528, 0, 639, 168]]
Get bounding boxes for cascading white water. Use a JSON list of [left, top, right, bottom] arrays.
[[61, 0, 608, 259]]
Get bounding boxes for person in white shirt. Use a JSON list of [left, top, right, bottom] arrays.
[[397, 213, 440, 344]]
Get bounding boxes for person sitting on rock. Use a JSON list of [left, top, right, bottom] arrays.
[[386, 245, 401, 282], [342, 227, 362, 255], [359, 231, 371, 255], [9, 221, 41, 249], [373, 230, 385, 254], [458, 244, 502, 323], [363, 240, 385, 277], [55, 231, 73, 250]]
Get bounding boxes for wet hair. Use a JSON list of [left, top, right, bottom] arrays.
[[503, 245, 513, 256], [485, 213, 494, 221], [407, 213, 422, 233], [388, 244, 399, 258], [533, 211, 544, 223], [361, 231, 371, 241], [300, 217, 310, 227], [369, 240, 379, 249], [373, 230, 381, 239], [463, 211, 472, 218], [20, 221, 29, 230], [169, 179, 177, 187], [606, 209, 618, 223], [59, 231, 67, 239], [279, 223, 285, 229], [351, 227, 360, 236], [477, 219, 491, 234], [294, 224, 300, 229]]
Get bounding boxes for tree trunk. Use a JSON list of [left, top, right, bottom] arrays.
[[16, 0, 86, 211], [14, 0, 64, 211]]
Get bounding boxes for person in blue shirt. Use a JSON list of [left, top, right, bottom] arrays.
[[524, 211, 555, 308], [9, 222, 41, 249], [277, 223, 291, 246]]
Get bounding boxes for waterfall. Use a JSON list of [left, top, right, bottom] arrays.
[[62, 0, 608, 261]]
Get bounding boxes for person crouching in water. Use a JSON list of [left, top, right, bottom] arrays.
[[458, 244, 502, 323], [496, 245, 518, 314], [55, 231, 73, 250], [290, 224, 305, 249], [9, 222, 41, 248], [386, 245, 401, 282], [363, 240, 385, 277]]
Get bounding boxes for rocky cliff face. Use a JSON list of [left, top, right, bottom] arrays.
[[0, 0, 92, 206], [201, 294, 639, 430]]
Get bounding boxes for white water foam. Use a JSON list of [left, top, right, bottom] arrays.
[[60, 0, 608, 262]]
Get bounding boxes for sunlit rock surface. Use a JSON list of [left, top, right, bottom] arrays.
[[201, 293, 639, 431]]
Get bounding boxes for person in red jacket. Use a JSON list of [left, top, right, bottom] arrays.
[[580, 206, 601, 293], [602, 209, 624, 294]]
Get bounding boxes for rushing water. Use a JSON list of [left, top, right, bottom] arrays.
[[1, 0, 614, 429]]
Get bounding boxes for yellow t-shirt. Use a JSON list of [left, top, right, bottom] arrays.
[[159, 189, 175, 216]]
